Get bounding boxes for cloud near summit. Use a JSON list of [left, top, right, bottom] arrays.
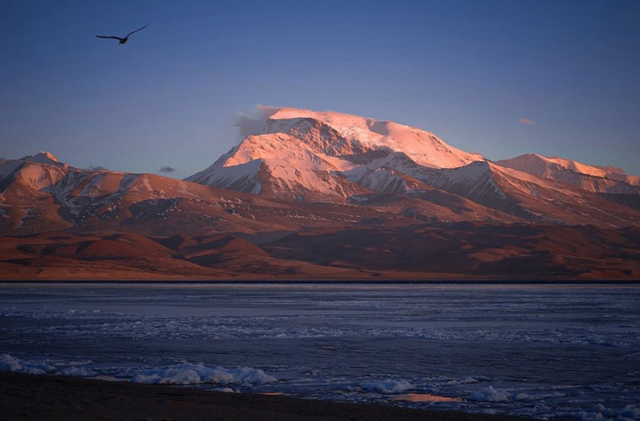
[[519, 118, 534, 125], [234, 105, 281, 139]]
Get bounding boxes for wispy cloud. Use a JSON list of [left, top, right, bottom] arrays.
[[234, 104, 281, 139], [519, 118, 534, 125], [159, 166, 176, 173]]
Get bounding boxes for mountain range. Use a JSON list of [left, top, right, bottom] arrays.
[[1, 107, 639, 280]]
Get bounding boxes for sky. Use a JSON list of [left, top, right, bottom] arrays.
[[1, 0, 639, 178]]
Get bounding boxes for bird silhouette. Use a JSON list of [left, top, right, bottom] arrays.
[[95, 25, 148, 45]]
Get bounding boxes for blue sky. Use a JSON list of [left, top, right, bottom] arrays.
[[1, 0, 639, 178]]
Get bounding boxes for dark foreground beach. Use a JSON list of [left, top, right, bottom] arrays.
[[1, 372, 533, 421]]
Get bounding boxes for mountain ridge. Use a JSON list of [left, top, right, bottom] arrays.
[[186, 107, 640, 225], [2, 106, 640, 280]]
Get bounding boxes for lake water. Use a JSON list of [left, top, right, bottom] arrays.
[[1, 283, 639, 420]]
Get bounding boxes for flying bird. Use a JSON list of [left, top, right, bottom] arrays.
[[95, 25, 148, 45]]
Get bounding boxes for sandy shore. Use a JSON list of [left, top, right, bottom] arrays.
[[0, 372, 534, 421]]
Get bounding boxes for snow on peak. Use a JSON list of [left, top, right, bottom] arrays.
[[496, 154, 640, 187], [499, 153, 617, 178], [266, 107, 484, 169], [21, 151, 63, 166], [187, 106, 486, 199], [269, 107, 377, 132], [0, 152, 68, 184]]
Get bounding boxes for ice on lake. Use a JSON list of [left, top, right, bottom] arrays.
[[1, 283, 639, 420]]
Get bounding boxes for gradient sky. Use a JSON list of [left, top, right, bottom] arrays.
[[1, 0, 639, 178]]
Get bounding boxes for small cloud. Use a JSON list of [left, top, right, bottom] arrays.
[[519, 118, 534, 125], [159, 166, 176, 173], [86, 165, 107, 171], [234, 104, 281, 139]]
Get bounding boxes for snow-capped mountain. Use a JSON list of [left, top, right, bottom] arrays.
[[264, 108, 484, 168], [496, 154, 640, 185], [2, 152, 639, 280], [496, 154, 640, 211], [20, 151, 67, 167], [187, 107, 640, 226], [186, 108, 483, 201], [496, 154, 640, 191], [2, 107, 640, 280], [2, 107, 639, 236]]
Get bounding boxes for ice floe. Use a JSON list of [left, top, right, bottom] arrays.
[[579, 404, 640, 421], [131, 363, 277, 385], [0, 354, 54, 375], [55, 366, 98, 377], [1, 285, 639, 421], [362, 379, 414, 394], [468, 386, 511, 402]]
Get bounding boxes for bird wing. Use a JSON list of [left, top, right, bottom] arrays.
[[125, 24, 148, 38], [95, 35, 123, 41]]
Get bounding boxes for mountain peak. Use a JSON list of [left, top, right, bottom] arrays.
[[496, 153, 640, 188], [267, 107, 483, 168], [188, 106, 486, 200], [21, 151, 62, 166], [267, 107, 424, 139], [497, 153, 636, 178]]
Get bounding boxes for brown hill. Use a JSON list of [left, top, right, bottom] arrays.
[[2, 224, 639, 280], [265, 223, 640, 279]]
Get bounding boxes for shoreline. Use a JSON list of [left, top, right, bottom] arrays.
[[0, 371, 534, 421], [2, 279, 640, 284]]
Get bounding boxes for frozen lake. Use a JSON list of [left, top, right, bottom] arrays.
[[1, 283, 639, 420]]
